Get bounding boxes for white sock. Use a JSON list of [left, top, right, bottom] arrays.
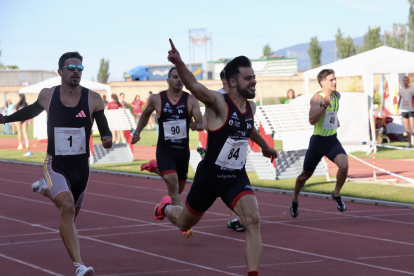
[[231, 218, 238, 223]]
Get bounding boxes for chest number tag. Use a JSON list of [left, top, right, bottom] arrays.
[[163, 119, 187, 140], [215, 138, 248, 170], [323, 111, 338, 130], [54, 127, 86, 156]]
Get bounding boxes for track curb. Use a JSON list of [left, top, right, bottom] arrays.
[[1, 159, 413, 209]]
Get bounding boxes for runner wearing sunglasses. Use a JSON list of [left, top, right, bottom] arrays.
[[0, 51, 112, 276]]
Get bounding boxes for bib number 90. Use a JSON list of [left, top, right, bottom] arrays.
[[171, 126, 180, 135]]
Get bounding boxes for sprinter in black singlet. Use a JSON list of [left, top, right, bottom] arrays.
[[132, 67, 203, 238], [153, 40, 277, 276], [0, 52, 112, 276]]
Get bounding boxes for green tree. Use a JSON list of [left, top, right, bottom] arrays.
[[408, 0, 414, 51], [357, 26, 382, 53], [262, 44, 272, 57], [335, 28, 356, 59], [97, 58, 110, 84], [0, 40, 19, 70], [308, 36, 322, 68], [384, 23, 407, 50]]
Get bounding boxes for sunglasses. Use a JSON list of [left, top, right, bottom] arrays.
[[62, 65, 84, 71]]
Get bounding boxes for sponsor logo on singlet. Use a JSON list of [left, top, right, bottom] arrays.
[[176, 104, 185, 108], [247, 123, 252, 129], [235, 121, 240, 127], [245, 185, 251, 189], [229, 119, 234, 125], [231, 112, 238, 120], [165, 103, 170, 108]]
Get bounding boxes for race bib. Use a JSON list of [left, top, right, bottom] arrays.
[[163, 119, 187, 140], [215, 138, 248, 170], [402, 99, 410, 108], [54, 127, 86, 156], [323, 111, 338, 130]]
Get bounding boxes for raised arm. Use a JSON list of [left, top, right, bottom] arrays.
[[168, 39, 218, 106]]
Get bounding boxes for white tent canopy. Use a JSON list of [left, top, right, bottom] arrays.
[[19, 76, 111, 98], [303, 46, 414, 97]]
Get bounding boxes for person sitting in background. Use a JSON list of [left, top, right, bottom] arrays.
[[284, 89, 295, 104], [6, 99, 15, 134], [105, 94, 125, 143], [15, 94, 29, 149], [132, 95, 144, 123]]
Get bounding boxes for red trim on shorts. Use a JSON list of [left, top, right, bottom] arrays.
[[185, 201, 205, 216], [179, 179, 187, 185], [161, 169, 177, 176], [230, 191, 255, 210], [208, 102, 229, 132]]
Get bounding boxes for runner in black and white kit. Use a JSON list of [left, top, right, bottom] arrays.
[[0, 52, 112, 276], [152, 40, 277, 276], [131, 67, 204, 239]]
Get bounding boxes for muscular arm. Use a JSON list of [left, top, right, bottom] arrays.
[[3, 101, 44, 123], [136, 95, 157, 134], [90, 91, 112, 148], [309, 94, 327, 125], [189, 96, 204, 131]]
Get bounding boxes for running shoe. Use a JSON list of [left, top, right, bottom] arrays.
[[332, 192, 346, 212], [74, 263, 94, 276], [32, 179, 48, 194], [154, 196, 172, 220], [17, 144, 23, 150], [182, 229, 194, 239], [227, 220, 247, 232], [141, 160, 157, 173], [196, 147, 206, 158], [290, 201, 299, 218]]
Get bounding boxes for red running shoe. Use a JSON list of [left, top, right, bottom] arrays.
[[141, 160, 157, 173], [154, 196, 172, 220]]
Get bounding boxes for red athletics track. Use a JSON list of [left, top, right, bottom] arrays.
[[0, 162, 413, 276]]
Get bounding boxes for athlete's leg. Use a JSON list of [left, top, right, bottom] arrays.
[[292, 170, 313, 202], [333, 153, 348, 196], [53, 191, 84, 272], [408, 116, 414, 145], [402, 117, 412, 146], [161, 173, 183, 207], [233, 194, 261, 273], [22, 121, 29, 148], [230, 210, 237, 221], [165, 204, 202, 231]]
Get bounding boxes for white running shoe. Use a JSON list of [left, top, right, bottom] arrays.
[[31, 179, 48, 193], [74, 263, 94, 276]]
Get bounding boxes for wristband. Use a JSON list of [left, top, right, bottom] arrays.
[[322, 104, 328, 109]]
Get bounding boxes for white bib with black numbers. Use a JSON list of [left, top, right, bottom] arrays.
[[323, 111, 338, 130], [163, 119, 187, 140], [54, 127, 86, 156], [215, 138, 248, 170]]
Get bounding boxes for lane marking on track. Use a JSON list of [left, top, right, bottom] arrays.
[[0, 231, 57, 239], [0, 252, 65, 276], [357, 255, 414, 260], [228, 260, 324, 268], [2, 193, 414, 275], [0, 238, 62, 246], [0, 213, 242, 276], [99, 269, 192, 275]]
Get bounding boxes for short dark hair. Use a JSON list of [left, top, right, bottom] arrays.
[[403, 76, 409, 80], [224, 56, 252, 85], [317, 69, 335, 87], [58, 52, 83, 69], [220, 70, 225, 80], [168, 67, 176, 78]]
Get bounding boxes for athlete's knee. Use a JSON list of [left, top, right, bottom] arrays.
[[59, 202, 75, 218], [338, 162, 349, 173], [244, 211, 260, 229], [297, 171, 312, 186]]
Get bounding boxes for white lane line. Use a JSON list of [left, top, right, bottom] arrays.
[[194, 231, 414, 275], [228, 260, 324, 268], [358, 255, 414, 260], [0, 214, 242, 276], [0, 252, 65, 276], [2, 194, 414, 275], [0, 238, 62, 246], [99, 269, 192, 275], [0, 231, 57, 238]]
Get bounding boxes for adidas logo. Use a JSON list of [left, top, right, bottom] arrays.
[[245, 185, 251, 189], [165, 103, 170, 108], [76, 110, 87, 117]]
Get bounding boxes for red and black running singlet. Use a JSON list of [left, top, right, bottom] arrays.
[[47, 85, 93, 162], [201, 94, 254, 175], [157, 91, 191, 150]]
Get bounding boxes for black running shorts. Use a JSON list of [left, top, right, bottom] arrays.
[[43, 154, 90, 207], [402, 111, 414, 119], [303, 134, 347, 173], [156, 147, 190, 184], [185, 169, 254, 216]]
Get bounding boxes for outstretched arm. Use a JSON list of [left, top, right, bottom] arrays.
[[250, 126, 277, 162], [168, 39, 217, 106], [1, 101, 44, 124], [132, 95, 156, 144]]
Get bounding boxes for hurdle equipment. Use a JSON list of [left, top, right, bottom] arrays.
[[90, 109, 136, 164]]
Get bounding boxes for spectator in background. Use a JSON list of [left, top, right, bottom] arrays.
[[119, 93, 128, 109], [15, 94, 29, 149], [6, 99, 15, 134], [105, 94, 125, 143], [102, 94, 108, 108], [284, 89, 295, 104], [132, 95, 144, 123], [398, 76, 414, 147]]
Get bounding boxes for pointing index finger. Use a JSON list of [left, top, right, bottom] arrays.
[[169, 38, 176, 51]]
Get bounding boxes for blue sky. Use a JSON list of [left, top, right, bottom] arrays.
[[0, 0, 409, 81]]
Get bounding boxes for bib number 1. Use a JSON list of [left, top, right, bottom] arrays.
[[54, 127, 86, 156]]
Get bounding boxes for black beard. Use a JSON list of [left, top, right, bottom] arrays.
[[237, 82, 255, 99], [64, 77, 80, 87]]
